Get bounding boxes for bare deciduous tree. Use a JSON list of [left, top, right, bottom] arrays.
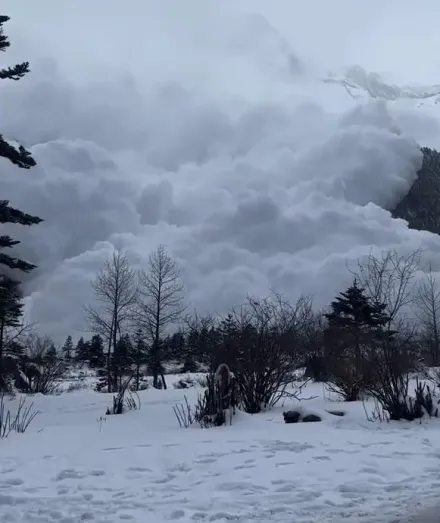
[[350, 248, 421, 324], [84, 249, 138, 392], [415, 266, 440, 365], [137, 245, 186, 389]]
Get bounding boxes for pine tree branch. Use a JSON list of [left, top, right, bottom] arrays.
[[0, 15, 11, 52], [0, 252, 36, 272], [0, 201, 42, 226], [0, 62, 30, 80], [0, 235, 19, 249], [0, 135, 36, 169]]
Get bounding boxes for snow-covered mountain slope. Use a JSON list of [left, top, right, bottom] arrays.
[[325, 65, 440, 103]]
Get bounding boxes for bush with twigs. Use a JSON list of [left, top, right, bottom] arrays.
[[0, 395, 39, 439], [212, 294, 313, 414], [106, 377, 141, 415], [173, 374, 225, 428]]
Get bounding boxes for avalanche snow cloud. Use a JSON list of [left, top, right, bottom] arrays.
[[2, 0, 440, 341]]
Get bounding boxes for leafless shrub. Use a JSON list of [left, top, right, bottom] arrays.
[[350, 248, 421, 324], [269, 379, 312, 408], [0, 395, 39, 438], [16, 335, 67, 395], [173, 396, 194, 428], [11, 396, 39, 432], [365, 329, 438, 421], [365, 379, 439, 422], [23, 360, 65, 395], [106, 376, 139, 415], [363, 397, 390, 423], [221, 293, 314, 414], [125, 390, 141, 411], [194, 386, 223, 428], [325, 356, 371, 402]]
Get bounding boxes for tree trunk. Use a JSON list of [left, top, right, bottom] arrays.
[[0, 321, 5, 391], [135, 363, 140, 391]]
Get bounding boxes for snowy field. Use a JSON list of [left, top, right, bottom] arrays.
[[1, 376, 440, 523]]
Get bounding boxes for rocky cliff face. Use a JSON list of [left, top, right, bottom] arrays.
[[392, 147, 440, 234]]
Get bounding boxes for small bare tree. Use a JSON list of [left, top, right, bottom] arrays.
[[84, 249, 138, 392], [350, 248, 421, 325], [137, 245, 186, 389], [415, 267, 440, 366]]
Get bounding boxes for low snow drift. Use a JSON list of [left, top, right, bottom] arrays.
[[1, 378, 440, 522]]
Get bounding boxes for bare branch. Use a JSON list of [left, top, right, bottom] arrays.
[[414, 265, 440, 365], [137, 245, 186, 340], [136, 245, 186, 389], [3, 319, 37, 349], [349, 248, 421, 322], [83, 248, 138, 392]]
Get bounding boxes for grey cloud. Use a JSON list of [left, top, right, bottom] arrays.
[[2, 1, 440, 342]]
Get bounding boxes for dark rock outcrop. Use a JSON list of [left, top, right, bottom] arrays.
[[392, 147, 440, 235], [283, 410, 301, 423], [283, 411, 323, 423]]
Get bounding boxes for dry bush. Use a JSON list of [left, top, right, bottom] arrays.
[[173, 396, 194, 428], [0, 395, 39, 438], [16, 335, 67, 394], [173, 374, 229, 429], [221, 293, 313, 414], [106, 377, 140, 415], [363, 326, 433, 421]]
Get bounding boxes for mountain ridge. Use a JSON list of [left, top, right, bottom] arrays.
[[392, 147, 440, 235]]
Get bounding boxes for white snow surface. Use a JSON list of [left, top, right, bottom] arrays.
[[2, 376, 440, 522]]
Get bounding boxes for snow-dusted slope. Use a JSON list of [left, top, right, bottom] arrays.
[[325, 66, 440, 103]]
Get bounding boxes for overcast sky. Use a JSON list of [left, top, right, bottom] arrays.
[[2, 1, 440, 342]]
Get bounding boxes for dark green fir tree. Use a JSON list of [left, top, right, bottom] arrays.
[[0, 15, 42, 389], [62, 335, 74, 360], [89, 334, 105, 368]]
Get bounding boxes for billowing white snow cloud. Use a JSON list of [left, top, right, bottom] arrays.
[[2, 0, 440, 342]]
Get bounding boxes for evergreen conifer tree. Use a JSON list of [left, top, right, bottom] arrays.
[[0, 16, 42, 388], [62, 335, 74, 360], [112, 334, 133, 388], [132, 329, 148, 391], [45, 342, 57, 365], [89, 334, 105, 368], [324, 279, 390, 400], [75, 337, 87, 362]]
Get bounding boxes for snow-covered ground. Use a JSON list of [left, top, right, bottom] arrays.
[[1, 376, 440, 522]]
